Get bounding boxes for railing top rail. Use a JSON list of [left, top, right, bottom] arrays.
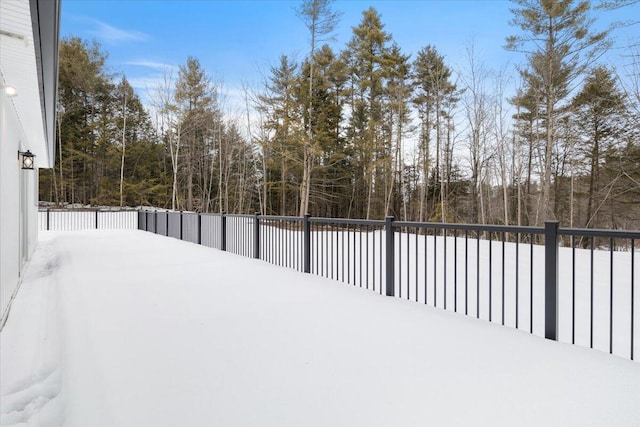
[[39, 208, 137, 212], [48, 208, 640, 239], [393, 220, 544, 235], [558, 227, 640, 239], [261, 215, 304, 222], [309, 217, 385, 227], [225, 213, 254, 219]]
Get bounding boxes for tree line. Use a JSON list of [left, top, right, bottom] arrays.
[[40, 0, 640, 230]]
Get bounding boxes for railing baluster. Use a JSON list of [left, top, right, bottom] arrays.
[[515, 232, 519, 329], [489, 231, 492, 322], [279, 219, 282, 266], [369, 227, 373, 291], [465, 230, 469, 315], [572, 235, 576, 344], [424, 229, 428, 305], [477, 231, 480, 319], [632, 239, 635, 361], [405, 228, 409, 300], [530, 235, 533, 334], [444, 229, 448, 310], [402, 228, 407, 299], [591, 237, 594, 348], [379, 226, 383, 295], [324, 225, 328, 279], [610, 237, 614, 354], [359, 227, 363, 288], [398, 230, 402, 299], [341, 224, 345, 283], [307, 222, 310, 273], [501, 232, 505, 326], [330, 224, 334, 280], [415, 230, 418, 303], [320, 224, 324, 278], [352, 226, 356, 286], [434, 231, 437, 307], [454, 230, 458, 312]]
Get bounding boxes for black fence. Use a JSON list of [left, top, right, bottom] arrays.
[[139, 210, 637, 361], [35, 208, 639, 361], [39, 209, 137, 230]]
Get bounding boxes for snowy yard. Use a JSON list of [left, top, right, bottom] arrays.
[[1, 230, 639, 426]]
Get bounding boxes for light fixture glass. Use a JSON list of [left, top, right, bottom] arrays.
[[3, 86, 17, 97], [19, 150, 35, 170]]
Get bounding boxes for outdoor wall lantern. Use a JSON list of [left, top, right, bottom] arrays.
[[19, 150, 35, 170]]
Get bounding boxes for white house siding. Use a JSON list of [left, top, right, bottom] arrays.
[[0, 0, 58, 328], [0, 92, 35, 324]]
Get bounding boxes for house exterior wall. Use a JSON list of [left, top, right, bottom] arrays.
[[0, 92, 39, 324], [0, 0, 59, 328]]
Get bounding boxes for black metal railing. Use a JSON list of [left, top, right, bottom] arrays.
[[260, 215, 305, 271], [39, 208, 137, 230], [127, 210, 640, 361], [389, 222, 547, 333], [557, 227, 638, 361], [308, 217, 386, 293]]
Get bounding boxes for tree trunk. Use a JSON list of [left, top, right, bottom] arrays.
[[119, 92, 127, 207]]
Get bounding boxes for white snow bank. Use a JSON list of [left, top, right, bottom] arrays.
[[1, 230, 639, 426]]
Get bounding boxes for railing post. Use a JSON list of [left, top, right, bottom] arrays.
[[46, 208, 50, 231], [197, 213, 202, 245], [545, 221, 560, 340], [95, 209, 99, 229], [303, 214, 311, 273], [253, 212, 261, 259], [221, 212, 227, 251], [179, 211, 183, 240], [385, 216, 395, 297]]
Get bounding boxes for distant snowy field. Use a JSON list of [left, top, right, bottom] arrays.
[[1, 230, 639, 426]]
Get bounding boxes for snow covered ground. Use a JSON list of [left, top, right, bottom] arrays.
[[1, 230, 639, 426]]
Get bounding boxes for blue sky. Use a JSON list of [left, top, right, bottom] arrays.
[[61, 0, 638, 110]]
